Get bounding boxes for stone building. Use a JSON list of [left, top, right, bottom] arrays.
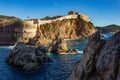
[[68, 11, 79, 15]]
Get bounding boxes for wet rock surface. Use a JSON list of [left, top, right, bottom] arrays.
[[0, 39, 85, 80], [68, 31, 120, 80], [48, 38, 80, 54], [48, 38, 68, 54], [66, 49, 79, 54], [6, 42, 52, 72]]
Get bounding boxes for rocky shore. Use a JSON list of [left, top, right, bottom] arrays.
[[6, 38, 80, 72], [68, 31, 120, 80], [6, 42, 52, 72]]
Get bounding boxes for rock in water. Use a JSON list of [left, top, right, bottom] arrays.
[[6, 42, 52, 72], [48, 38, 68, 54], [48, 38, 79, 54], [68, 31, 120, 80]]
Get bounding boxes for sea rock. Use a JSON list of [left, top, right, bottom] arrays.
[[68, 30, 120, 80], [48, 38, 80, 54], [96, 31, 120, 80], [29, 38, 52, 46], [6, 42, 52, 72], [48, 38, 68, 54], [66, 49, 79, 53]]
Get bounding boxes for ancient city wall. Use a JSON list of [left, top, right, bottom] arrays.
[[15, 21, 37, 39], [37, 14, 90, 25], [15, 14, 91, 43], [80, 14, 91, 22]]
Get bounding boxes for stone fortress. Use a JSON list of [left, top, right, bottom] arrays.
[[24, 11, 90, 26], [18, 11, 91, 41], [0, 11, 94, 45]]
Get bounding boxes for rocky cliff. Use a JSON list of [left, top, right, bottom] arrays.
[[0, 12, 96, 46], [0, 15, 21, 45], [68, 31, 120, 80], [29, 15, 96, 46]]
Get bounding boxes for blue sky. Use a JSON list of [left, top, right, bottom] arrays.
[[0, 0, 120, 26]]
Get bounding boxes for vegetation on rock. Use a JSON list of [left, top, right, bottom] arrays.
[[96, 24, 120, 32], [0, 15, 20, 20]]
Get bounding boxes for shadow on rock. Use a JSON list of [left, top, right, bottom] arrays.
[[68, 31, 120, 80], [6, 42, 52, 72]]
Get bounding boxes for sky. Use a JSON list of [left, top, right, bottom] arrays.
[[0, 0, 120, 26]]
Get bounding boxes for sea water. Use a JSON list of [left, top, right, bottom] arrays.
[[0, 39, 86, 80], [0, 32, 113, 80]]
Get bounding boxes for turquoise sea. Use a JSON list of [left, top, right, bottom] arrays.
[[0, 39, 86, 80]]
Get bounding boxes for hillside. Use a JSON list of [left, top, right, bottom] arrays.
[[96, 24, 120, 33], [0, 15, 21, 27], [0, 15, 20, 20], [0, 15, 21, 45]]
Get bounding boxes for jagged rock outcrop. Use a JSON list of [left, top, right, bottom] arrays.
[[68, 31, 120, 80], [48, 38, 68, 54], [6, 42, 52, 72], [47, 38, 79, 54]]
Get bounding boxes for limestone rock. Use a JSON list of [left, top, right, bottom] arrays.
[[48, 38, 68, 54], [68, 31, 120, 80], [66, 49, 79, 53], [6, 42, 52, 72], [96, 32, 120, 80], [29, 16, 96, 46]]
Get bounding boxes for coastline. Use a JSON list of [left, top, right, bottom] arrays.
[[65, 38, 86, 41]]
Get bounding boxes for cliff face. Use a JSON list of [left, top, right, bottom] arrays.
[[68, 31, 120, 80], [0, 15, 21, 45], [0, 13, 96, 46], [15, 20, 38, 43], [29, 15, 96, 46]]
